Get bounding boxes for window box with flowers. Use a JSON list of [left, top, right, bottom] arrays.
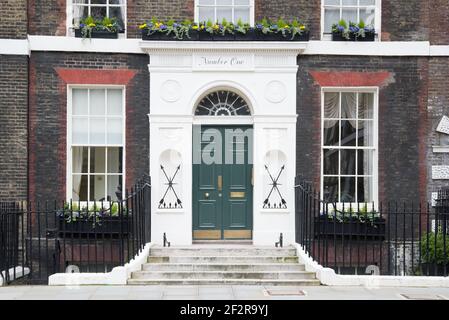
[[331, 19, 375, 42], [73, 16, 119, 39], [139, 18, 309, 42]]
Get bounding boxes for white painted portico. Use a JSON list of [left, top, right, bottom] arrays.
[[140, 41, 306, 246]]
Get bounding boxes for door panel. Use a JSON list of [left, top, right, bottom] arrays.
[[193, 125, 253, 240]]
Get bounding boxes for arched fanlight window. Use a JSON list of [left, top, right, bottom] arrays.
[[195, 90, 251, 116]]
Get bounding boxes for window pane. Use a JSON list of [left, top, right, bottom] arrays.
[[91, 0, 106, 4], [324, 0, 340, 5], [107, 175, 122, 201], [217, 0, 232, 4], [341, 92, 356, 119], [340, 177, 355, 202], [199, 7, 215, 22], [324, 92, 340, 118], [324, 177, 339, 202], [90, 89, 105, 116], [234, 8, 250, 23], [358, 93, 374, 119], [89, 118, 106, 144], [72, 117, 88, 144], [357, 177, 373, 202], [357, 120, 374, 147], [91, 6, 106, 19], [90, 147, 106, 174], [324, 9, 340, 32], [217, 7, 232, 21], [72, 175, 88, 201], [323, 149, 339, 175], [341, 120, 356, 146], [72, 146, 88, 173], [235, 0, 249, 4], [342, 8, 357, 23], [360, 0, 375, 4], [342, 0, 357, 5], [358, 150, 373, 175], [109, 7, 125, 30], [107, 118, 123, 144], [107, 147, 123, 173], [341, 149, 356, 175], [323, 121, 339, 146], [73, 89, 88, 115], [90, 175, 106, 201], [359, 7, 375, 25], [107, 89, 123, 115], [199, 0, 214, 4]]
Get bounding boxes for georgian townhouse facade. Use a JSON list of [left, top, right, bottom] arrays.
[[1, 0, 449, 247]]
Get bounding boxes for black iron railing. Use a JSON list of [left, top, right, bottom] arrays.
[[0, 175, 151, 285], [295, 176, 449, 276]]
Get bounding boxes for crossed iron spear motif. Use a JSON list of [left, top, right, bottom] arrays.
[[159, 164, 183, 209], [263, 164, 287, 209]]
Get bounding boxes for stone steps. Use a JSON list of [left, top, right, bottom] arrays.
[[128, 245, 320, 286], [142, 263, 306, 272]]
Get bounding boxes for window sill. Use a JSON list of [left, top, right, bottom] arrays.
[[155, 208, 184, 214], [260, 208, 290, 214]]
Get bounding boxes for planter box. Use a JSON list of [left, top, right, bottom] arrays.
[[58, 216, 129, 237], [314, 216, 386, 239], [280, 31, 310, 41], [420, 263, 449, 276], [332, 31, 356, 41], [213, 33, 235, 41], [357, 32, 375, 42], [234, 29, 255, 41], [198, 30, 214, 41], [185, 30, 199, 41], [75, 29, 118, 39]]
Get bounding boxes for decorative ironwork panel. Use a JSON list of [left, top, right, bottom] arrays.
[[195, 91, 251, 116], [159, 164, 183, 209], [263, 164, 287, 209]]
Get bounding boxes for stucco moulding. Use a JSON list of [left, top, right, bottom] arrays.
[[436, 116, 449, 135], [160, 80, 182, 102]]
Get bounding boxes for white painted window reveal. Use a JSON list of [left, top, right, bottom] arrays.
[[195, 0, 254, 25], [69, 87, 125, 202], [321, 89, 378, 205]]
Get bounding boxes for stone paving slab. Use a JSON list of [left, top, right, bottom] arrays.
[[1, 285, 449, 300]]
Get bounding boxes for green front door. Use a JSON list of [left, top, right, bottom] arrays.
[[193, 125, 253, 240]]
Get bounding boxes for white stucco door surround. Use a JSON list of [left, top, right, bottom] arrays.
[[140, 41, 306, 246]]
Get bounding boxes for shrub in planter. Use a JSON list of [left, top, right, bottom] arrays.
[[254, 18, 274, 41], [332, 19, 353, 41], [214, 18, 235, 41], [285, 18, 309, 41], [420, 228, 449, 276], [354, 20, 375, 41], [74, 16, 119, 39], [234, 18, 252, 41], [332, 19, 375, 41]]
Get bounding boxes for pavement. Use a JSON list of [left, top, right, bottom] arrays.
[[1, 285, 449, 300]]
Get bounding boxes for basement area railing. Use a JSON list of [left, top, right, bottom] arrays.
[[295, 176, 449, 277], [0, 175, 151, 285]]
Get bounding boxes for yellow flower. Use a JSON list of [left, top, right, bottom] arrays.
[[192, 25, 198, 30], [213, 24, 219, 30], [200, 25, 205, 30], [300, 25, 305, 30], [284, 25, 289, 28], [88, 23, 96, 27], [139, 23, 147, 29], [107, 23, 113, 27]]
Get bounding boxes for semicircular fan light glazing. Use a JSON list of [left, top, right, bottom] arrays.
[[195, 91, 251, 116]]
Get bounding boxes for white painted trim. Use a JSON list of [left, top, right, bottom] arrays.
[[0, 267, 30, 286], [295, 243, 449, 287], [194, 0, 255, 26], [48, 242, 153, 285], [3, 37, 449, 57], [433, 146, 449, 153]]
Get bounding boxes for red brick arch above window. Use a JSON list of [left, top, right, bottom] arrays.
[[309, 71, 392, 87], [55, 68, 137, 85]]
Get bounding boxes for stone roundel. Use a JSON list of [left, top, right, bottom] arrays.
[[161, 80, 182, 102], [265, 81, 287, 104]]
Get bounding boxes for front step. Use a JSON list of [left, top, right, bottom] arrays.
[[128, 245, 320, 286], [142, 263, 306, 272], [127, 278, 321, 286], [148, 256, 299, 264]]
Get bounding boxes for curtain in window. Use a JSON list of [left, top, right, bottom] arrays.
[[359, 93, 373, 202], [72, 147, 84, 200], [323, 92, 339, 127], [72, 0, 88, 25]]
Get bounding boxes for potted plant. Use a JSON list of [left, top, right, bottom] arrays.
[[354, 19, 375, 41], [198, 19, 216, 41], [214, 18, 235, 41], [290, 19, 309, 41], [331, 19, 354, 41], [420, 228, 449, 276], [57, 202, 130, 237], [139, 18, 165, 40], [74, 16, 119, 39], [234, 18, 252, 41], [314, 206, 386, 239], [183, 20, 199, 41], [254, 18, 273, 41]]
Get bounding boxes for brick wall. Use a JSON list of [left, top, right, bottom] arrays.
[[0, 55, 28, 201], [28, 52, 149, 203], [28, 0, 67, 36], [296, 55, 429, 204], [381, 0, 429, 41], [0, 0, 27, 39], [427, 57, 449, 201], [429, 1, 449, 45]]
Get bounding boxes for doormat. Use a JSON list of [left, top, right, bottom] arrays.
[[400, 294, 447, 300], [263, 289, 306, 296]]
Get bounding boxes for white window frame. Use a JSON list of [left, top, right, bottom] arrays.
[[194, 0, 255, 26], [321, 0, 382, 41], [320, 87, 379, 207], [66, 0, 127, 38], [67, 84, 126, 203]]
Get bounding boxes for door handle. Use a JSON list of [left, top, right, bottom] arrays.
[[205, 192, 210, 199], [217, 175, 222, 191]]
